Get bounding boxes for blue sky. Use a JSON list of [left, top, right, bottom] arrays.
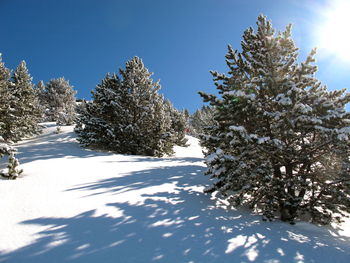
[[1, 0, 349, 112]]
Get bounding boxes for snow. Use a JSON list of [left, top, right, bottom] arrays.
[[224, 90, 256, 100], [1, 123, 350, 262], [257, 136, 270, 144], [275, 94, 292, 106], [229, 125, 246, 132]]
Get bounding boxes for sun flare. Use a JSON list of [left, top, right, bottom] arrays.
[[317, 0, 350, 62]]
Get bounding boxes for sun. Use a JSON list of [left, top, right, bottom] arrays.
[[317, 0, 350, 62]]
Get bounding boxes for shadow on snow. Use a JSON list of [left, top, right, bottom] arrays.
[[11, 130, 110, 164], [10, 125, 203, 165], [1, 163, 349, 263]]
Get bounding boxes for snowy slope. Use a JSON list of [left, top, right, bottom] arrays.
[[0, 123, 350, 263]]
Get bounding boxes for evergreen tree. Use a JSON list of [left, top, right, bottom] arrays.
[[164, 100, 188, 146], [173, 109, 188, 146], [0, 60, 41, 142], [190, 105, 217, 136], [199, 15, 350, 224], [0, 55, 11, 139], [183, 108, 191, 133], [35, 80, 47, 121], [0, 137, 22, 179], [76, 57, 176, 157], [12, 61, 41, 138], [41, 77, 77, 125], [183, 108, 190, 121]]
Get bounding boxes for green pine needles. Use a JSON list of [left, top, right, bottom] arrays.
[[75, 57, 187, 157], [199, 15, 350, 224], [0, 58, 42, 142]]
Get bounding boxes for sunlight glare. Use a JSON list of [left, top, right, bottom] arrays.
[[317, 0, 350, 62]]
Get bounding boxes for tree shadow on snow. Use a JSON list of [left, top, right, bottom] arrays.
[[1, 164, 350, 263], [109, 156, 204, 164], [11, 130, 112, 165], [11, 125, 203, 165]]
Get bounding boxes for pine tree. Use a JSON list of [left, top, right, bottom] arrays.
[[199, 15, 350, 224], [173, 109, 188, 146], [0, 55, 11, 139], [75, 77, 121, 150], [41, 77, 77, 125], [164, 100, 188, 146], [12, 61, 41, 139], [183, 108, 191, 133], [190, 105, 217, 136], [76, 57, 175, 157], [0, 137, 22, 179], [34, 80, 47, 121], [0, 60, 41, 142]]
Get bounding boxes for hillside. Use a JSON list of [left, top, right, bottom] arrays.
[[1, 123, 350, 263]]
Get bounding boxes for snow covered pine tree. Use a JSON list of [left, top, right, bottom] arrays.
[[34, 80, 47, 121], [164, 99, 188, 146], [199, 15, 350, 224], [0, 55, 11, 139], [11, 61, 41, 140], [0, 59, 41, 142], [0, 137, 23, 179], [76, 57, 179, 157], [190, 106, 217, 136], [38, 78, 77, 125]]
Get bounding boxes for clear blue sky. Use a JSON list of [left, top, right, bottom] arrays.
[[1, 0, 349, 112]]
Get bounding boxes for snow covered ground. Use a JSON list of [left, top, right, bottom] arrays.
[[1, 123, 350, 263]]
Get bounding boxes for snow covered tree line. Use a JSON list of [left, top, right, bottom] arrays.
[[200, 15, 350, 224], [0, 55, 37, 179], [0, 55, 77, 142], [0, 54, 188, 177], [0, 54, 77, 178], [75, 56, 188, 157]]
